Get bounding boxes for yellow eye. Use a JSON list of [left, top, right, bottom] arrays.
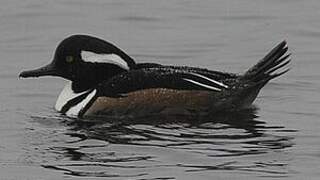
[[66, 56, 74, 63]]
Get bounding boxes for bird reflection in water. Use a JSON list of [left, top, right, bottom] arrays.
[[36, 108, 295, 178]]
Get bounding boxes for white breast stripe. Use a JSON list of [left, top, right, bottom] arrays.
[[81, 51, 129, 70], [55, 82, 90, 111], [66, 89, 97, 117], [283, 42, 288, 50], [183, 78, 221, 91], [189, 72, 229, 88]]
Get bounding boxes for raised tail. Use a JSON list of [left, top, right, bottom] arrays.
[[242, 40, 291, 84], [226, 41, 291, 109]]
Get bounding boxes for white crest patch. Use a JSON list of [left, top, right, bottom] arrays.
[[55, 82, 90, 112], [81, 51, 129, 70], [183, 78, 221, 91], [66, 89, 97, 117]]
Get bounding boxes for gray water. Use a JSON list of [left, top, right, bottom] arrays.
[[1, 0, 320, 179]]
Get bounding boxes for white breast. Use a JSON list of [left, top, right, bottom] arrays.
[[55, 82, 95, 117], [66, 89, 96, 117], [55, 82, 88, 111]]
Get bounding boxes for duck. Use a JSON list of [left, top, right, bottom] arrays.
[[19, 35, 290, 118]]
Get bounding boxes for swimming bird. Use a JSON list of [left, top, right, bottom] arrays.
[[19, 35, 290, 118]]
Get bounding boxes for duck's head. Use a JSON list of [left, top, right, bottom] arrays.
[[19, 34, 136, 92]]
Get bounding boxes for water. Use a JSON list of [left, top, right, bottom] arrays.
[[1, 0, 320, 179]]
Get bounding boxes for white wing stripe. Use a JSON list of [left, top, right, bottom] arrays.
[[81, 51, 129, 70], [189, 72, 229, 88], [183, 78, 221, 91]]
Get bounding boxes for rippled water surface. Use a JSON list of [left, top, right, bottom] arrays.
[[1, 0, 320, 179]]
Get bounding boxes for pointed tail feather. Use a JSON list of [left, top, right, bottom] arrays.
[[243, 40, 291, 83]]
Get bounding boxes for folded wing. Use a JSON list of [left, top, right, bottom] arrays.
[[97, 67, 234, 97]]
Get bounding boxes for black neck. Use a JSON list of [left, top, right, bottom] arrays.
[[71, 63, 127, 93]]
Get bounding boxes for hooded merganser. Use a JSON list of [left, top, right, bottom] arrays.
[[19, 35, 290, 118]]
